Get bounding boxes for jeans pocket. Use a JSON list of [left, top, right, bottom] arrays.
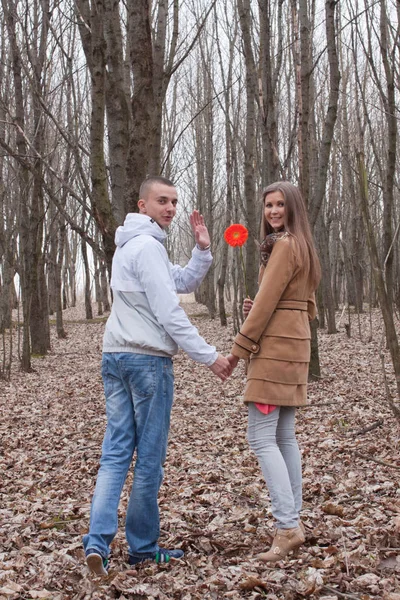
[[124, 356, 157, 399], [102, 355, 119, 396]]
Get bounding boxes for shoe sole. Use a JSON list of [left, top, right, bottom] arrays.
[[257, 546, 302, 562], [86, 553, 107, 576], [129, 552, 184, 566]]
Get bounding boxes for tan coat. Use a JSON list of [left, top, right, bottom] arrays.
[[231, 235, 316, 407]]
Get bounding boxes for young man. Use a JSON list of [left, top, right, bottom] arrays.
[[83, 176, 231, 575]]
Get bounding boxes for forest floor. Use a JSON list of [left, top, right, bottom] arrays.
[[0, 302, 400, 600]]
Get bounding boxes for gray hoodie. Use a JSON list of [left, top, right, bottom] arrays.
[[102, 213, 218, 366]]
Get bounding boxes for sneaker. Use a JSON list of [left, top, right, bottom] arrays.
[[86, 549, 109, 576], [128, 547, 184, 566]]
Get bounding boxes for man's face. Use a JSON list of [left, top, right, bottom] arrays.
[[137, 182, 178, 229]]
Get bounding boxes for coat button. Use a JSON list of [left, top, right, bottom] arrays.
[[251, 345, 257, 351]]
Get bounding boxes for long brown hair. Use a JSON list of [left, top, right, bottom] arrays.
[[260, 181, 321, 289]]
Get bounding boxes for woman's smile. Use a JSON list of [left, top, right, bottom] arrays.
[[264, 191, 285, 231]]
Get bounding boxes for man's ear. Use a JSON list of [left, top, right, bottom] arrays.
[[137, 198, 146, 213]]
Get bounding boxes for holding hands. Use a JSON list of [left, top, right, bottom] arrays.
[[209, 295, 255, 380], [209, 354, 232, 381], [227, 354, 239, 370], [216, 298, 254, 379], [209, 353, 240, 381]]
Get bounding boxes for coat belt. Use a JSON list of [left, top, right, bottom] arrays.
[[276, 300, 308, 311]]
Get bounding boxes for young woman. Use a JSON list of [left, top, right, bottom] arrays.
[[228, 181, 321, 563]]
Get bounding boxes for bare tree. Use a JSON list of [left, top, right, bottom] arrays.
[[358, 153, 400, 421], [237, 0, 259, 299], [258, 0, 285, 183]]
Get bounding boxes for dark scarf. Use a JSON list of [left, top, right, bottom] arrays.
[[260, 231, 289, 266]]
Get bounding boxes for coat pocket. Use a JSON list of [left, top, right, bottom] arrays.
[[248, 357, 309, 385], [264, 310, 311, 339], [256, 336, 310, 362]]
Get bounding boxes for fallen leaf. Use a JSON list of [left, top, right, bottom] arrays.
[[239, 576, 268, 591], [354, 573, 381, 587], [321, 502, 344, 517], [0, 582, 23, 593]]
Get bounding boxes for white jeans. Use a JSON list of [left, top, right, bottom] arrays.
[[247, 403, 302, 529]]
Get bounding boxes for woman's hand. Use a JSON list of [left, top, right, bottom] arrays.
[[243, 297, 253, 317], [227, 354, 239, 370]]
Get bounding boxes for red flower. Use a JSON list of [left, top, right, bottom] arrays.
[[224, 224, 248, 247]]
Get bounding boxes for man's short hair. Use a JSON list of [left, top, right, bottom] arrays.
[[139, 176, 175, 199]]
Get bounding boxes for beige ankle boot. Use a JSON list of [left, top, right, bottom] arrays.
[[257, 525, 305, 562], [299, 520, 306, 537]]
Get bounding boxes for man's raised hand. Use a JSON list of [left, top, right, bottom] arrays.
[[190, 210, 211, 250]]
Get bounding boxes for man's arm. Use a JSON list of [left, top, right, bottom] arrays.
[[170, 246, 212, 294], [135, 241, 225, 371], [170, 210, 212, 294]]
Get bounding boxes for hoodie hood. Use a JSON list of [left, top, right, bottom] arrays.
[[115, 213, 167, 247]]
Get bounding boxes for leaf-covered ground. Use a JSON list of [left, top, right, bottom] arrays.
[[0, 302, 399, 600]]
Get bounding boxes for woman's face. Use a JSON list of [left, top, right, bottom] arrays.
[[264, 191, 285, 232]]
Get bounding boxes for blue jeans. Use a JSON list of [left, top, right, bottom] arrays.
[[83, 353, 174, 558], [247, 404, 302, 529]]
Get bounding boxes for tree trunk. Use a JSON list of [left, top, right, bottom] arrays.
[[317, 215, 337, 334], [100, 260, 110, 312], [309, 0, 341, 229], [124, 0, 155, 214], [309, 319, 320, 380], [30, 251, 50, 355], [297, 0, 312, 205], [64, 234, 77, 309], [3, 0, 32, 371], [358, 153, 400, 420], [82, 237, 93, 321], [76, 0, 117, 274], [47, 231, 57, 316], [259, 0, 283, 183], [93, 251, 103, 316], [55, 222, 67, 339], [379, 0, 397, 310], [237, 0, 259, 299], [103, 0, 130, 225], [0, 250, 14, 333]]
